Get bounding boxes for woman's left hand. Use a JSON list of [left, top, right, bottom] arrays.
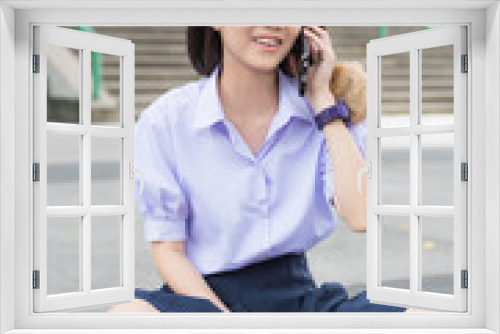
[[301, 26, 337, 110]]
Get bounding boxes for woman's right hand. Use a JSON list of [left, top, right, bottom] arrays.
[[152, 241, 234, 314]]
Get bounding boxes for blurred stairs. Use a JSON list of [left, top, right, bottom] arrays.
[[87, 26, 453, 122], [91, 27, 196, 121]]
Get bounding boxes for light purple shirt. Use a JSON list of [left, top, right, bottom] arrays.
[[134, 65, 366, 275]]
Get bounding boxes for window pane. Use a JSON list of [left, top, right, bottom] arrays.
[[380, 136, 410, 205], [47, 216, 81, 295], [380, 51, 410, 128], [91, 137, 122, 205], [91, 216, 122, 290], [421, 216, 454, 294], [47, 133, 80, 206], [91, 52, 121, 127], [380, 215, 410, 290], [421, 45, 454, 125], [47, 44, 80, 124], [421, 133, 454, 206]]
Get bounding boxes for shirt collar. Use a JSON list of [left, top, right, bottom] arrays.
[[192, 64, 314, 131]]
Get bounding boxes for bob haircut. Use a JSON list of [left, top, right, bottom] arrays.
[[187, 26, 312, 78]]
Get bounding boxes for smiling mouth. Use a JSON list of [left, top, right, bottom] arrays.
[[254, 37, 282, 47]]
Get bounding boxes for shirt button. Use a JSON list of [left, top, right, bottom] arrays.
[[257, 165, 267, 178], [260, 180, 267, 203]]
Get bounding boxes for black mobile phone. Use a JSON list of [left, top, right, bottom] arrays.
[[291, 27, 313, 97]]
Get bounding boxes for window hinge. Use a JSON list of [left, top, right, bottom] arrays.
[[461, 162, 468, 181], [461, 270, 468, 289], [33, 163, 40, 182], [461, 54, 468, 73], [33, 54, 40, 73], [33, 270, 40, 289]]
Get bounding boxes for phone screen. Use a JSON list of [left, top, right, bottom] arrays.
[[293, 27, 311, 97], [292, 26, 327, 96]]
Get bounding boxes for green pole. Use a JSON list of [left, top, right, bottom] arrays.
[[378, 26, 439, 39], [75, 26, 101, 101], [378, 26, 388, 38]]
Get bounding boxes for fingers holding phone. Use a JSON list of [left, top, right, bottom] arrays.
[[303, 26, 331, 65], [301, 26, 337, 99]]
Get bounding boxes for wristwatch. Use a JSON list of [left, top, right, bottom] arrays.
[[314, 98, 351, 130]]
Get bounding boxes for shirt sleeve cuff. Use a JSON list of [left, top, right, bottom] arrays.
[[346, 120, 367, 160], [324, 169, 335, 207], [143, 217, 187, 242]]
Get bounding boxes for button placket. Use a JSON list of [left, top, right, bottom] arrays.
[[256, 165, 268, 203], [255, 165, 271, 250]]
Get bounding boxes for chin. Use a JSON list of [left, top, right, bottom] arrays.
[[249, 61, 281, 73]]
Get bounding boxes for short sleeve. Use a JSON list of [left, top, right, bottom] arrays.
[[321, 119, 367, 206], [134, 104, 189, 242], [320, 141, 335, 206], [347, 119, 367, 160]]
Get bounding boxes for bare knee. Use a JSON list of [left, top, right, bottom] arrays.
[[107, 299, 160, 313]]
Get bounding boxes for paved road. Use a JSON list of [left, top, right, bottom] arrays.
[[45, 144, 455, 312]]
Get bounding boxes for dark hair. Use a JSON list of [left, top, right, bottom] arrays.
[[186, 26, 296, 78]]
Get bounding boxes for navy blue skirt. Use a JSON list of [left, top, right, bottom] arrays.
[[135, 252, 407, 313]]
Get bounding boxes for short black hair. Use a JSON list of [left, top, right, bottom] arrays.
[[186, 26, 296, 78]]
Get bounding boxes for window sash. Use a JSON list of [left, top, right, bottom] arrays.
[[32, 25, 136, 313], [366, 25, 468, 312]]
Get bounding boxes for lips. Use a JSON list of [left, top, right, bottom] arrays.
[[254, 35, 282, 45]]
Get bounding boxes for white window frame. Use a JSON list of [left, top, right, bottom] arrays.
[[32, 25, 136, 313], [0, 1, 499, 333], [365, 25, 468, 312]]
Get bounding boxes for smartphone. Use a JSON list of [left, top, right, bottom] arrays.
[[291, 27, 313, 97]]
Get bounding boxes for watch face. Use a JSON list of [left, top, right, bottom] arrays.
[[330, 103, 348, 118], [336, 101, 349, 118]]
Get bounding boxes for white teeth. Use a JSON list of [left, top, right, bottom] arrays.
[[256, 38, 279, 46]]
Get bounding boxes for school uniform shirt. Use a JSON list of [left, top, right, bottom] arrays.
[[134, 64, 367, 276]]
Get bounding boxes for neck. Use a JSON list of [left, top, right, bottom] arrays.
[[217, 60, 280, 121]]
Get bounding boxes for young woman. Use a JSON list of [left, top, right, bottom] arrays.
[[109, 26, 421, 313]]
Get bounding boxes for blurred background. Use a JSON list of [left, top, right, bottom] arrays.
[[45, 26, 454, 312]]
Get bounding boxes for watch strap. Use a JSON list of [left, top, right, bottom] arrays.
[[314, 98, 351, 130]]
